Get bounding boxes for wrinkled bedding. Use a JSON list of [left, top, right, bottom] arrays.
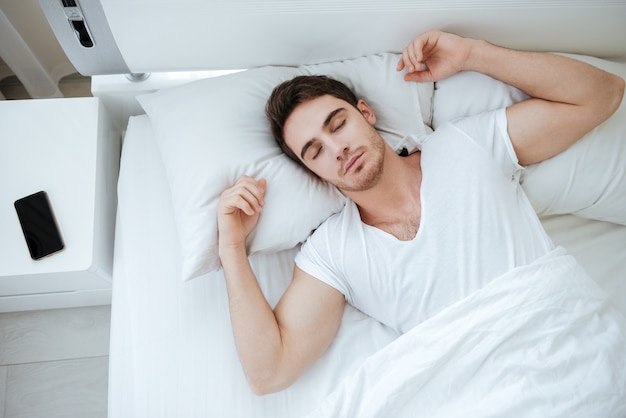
[[309, 247, 626, 418]]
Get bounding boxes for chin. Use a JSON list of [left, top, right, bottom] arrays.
[[338, 165, 383, 193]]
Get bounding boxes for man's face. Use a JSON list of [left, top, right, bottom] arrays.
[[283, 95, 386, 193]]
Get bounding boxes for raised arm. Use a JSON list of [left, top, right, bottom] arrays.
[[398, 30, 625, 165], [217, 176, 345, 395]]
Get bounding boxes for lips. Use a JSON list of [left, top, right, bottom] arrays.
[[344, 153, 363, 175]]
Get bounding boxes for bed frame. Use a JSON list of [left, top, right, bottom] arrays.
[[37, 1, 626, 417]]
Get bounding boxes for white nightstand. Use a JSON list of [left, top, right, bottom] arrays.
[[0, 97, 120, 312]]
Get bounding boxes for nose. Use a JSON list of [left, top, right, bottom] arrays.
[[320, 133, 350, 161], [335, 145, 350, 161]]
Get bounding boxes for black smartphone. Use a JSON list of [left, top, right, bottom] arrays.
[[14, 191, 65, 260]]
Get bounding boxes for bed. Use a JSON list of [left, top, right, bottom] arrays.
[[40, 1, 626, 416]]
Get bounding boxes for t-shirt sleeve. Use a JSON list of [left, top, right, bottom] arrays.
[[451, 108, 523, 178], [295, 222, 351, 301]]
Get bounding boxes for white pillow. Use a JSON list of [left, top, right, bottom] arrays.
[[432, 54, 626, 225], [431, 70, 530, 130], [138, 53, 434, 281]]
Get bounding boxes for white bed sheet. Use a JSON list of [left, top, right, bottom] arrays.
[[109, 114, 626, 417], [108, 115, 399, 418], [310, 247, 626, 417]]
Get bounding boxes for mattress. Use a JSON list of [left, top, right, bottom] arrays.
[[108, 115, 399, 417], [109, 112, 626, 417], [37, 0, 626, 414]]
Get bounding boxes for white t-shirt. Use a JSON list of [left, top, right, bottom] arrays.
[[295, 109, 555, 333]]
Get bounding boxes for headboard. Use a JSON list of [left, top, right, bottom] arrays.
[[38, 0, 626, 130], [41, 0, 626, 76]]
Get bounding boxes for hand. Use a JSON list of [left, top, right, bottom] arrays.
[[217, 176, 267, 251], [397, 30, 474, 83]]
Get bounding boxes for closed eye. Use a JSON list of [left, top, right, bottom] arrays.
[[300, 108, 346, 161], [333, 119, 346, 133]]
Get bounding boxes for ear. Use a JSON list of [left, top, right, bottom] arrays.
[[357, 99, 377, 126]]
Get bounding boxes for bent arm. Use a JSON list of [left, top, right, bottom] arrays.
[[466, 41, 624, 165], [218, 177, 345, 395], [220, 247, 345, 395], [400, 31, 625, 165]]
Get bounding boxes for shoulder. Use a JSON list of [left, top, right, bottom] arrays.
[[295, 201, 358, 301], [408, 109, 506, 152], [307, 200, 358, 241], [435, 109, 521, 176], [445, 109, 507, 140]]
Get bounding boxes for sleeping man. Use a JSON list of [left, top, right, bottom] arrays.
[[216, 30, 624, 395]]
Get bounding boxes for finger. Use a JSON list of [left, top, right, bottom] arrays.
[[243, 179, 266, 208], [406, 42, 417, 73], [403, 69, 434, 83], [220, 187, 250, 213], [402, 44, 413, 73], [229, 185, 263, 215], [408, 38, 427, 73], [236, 175, 265, 192], [242, 187, 264, 212], [220, 184, 262, 216], [234, 176, 266, 206], [231, 190, 262, 216], [220, 192, 255, 217], [257, 178, 267, 205], [397, 48, 405, 71], [396, 55, 405, 71], [236, 197, 257, 216]]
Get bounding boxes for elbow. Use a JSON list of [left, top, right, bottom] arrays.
[[247, 371, 295, 396], [250, 386, 269, 397], [249, 382, 278, 397], [248, 379, 289, 397], [605, 73, 625, 118], [590, 73, 624, 128], [614, 74, 625, 108]]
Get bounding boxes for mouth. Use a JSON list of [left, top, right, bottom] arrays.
[[344, 153, 364, 175]]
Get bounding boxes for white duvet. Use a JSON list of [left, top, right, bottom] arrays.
[[308, 247, 626, 418]]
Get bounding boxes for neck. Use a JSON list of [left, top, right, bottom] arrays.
[[344, 148, 422, 227]]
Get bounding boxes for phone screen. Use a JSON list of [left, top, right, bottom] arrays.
[[14, 191, 65, 260]]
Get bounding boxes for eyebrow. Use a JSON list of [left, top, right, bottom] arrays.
[[300, 107, 345, 160]]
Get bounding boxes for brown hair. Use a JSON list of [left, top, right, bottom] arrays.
[[265, 75, 358, 171]]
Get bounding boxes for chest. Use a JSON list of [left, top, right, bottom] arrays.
[[371, 212, 421, 241], [337, 152, 521, 331]]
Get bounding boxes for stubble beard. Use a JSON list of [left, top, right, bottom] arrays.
[[331, 130, 386, 193]]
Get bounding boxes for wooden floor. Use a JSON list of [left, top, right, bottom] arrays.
[[0, 305, 111, 418]]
